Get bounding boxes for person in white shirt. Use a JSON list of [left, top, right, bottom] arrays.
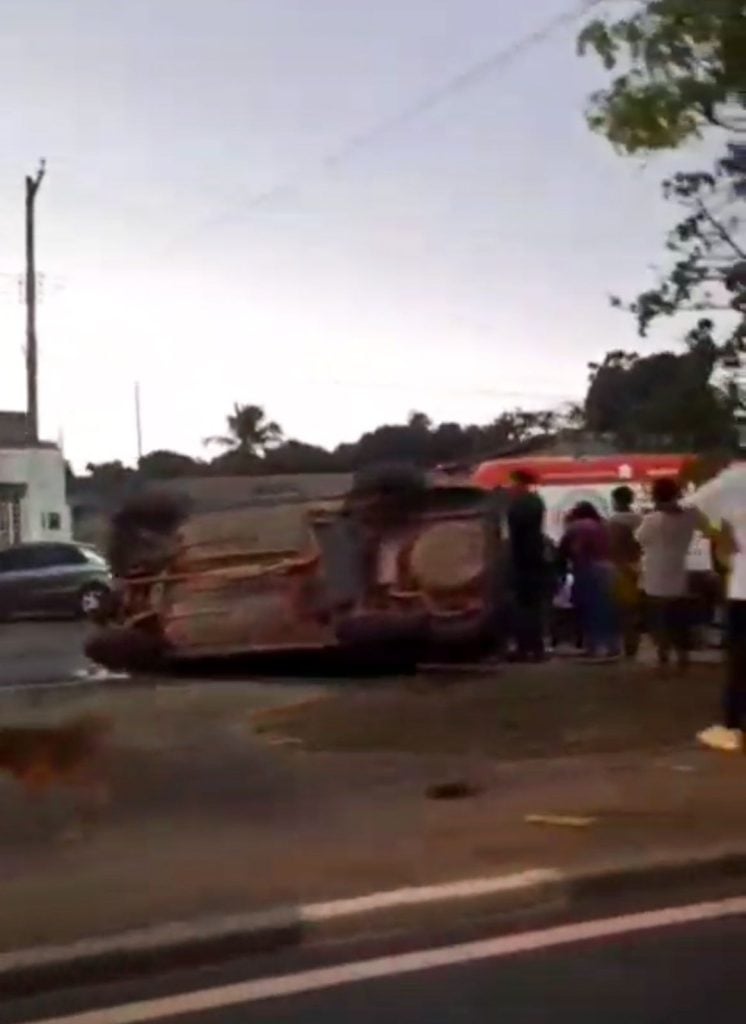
[[636, 478, 709, 672], [689, 466, 746, 753]]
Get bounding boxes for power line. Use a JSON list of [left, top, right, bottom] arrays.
[[254, 368, 579, 404], [322, 0, 606, 171], [327, 379, 577, 403], [166, 0, 606, 254]]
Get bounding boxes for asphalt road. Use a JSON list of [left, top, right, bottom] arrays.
[[0, 619, 416, 690], [3, 898, 744, 1024], [239, 915, 744, 1024], [190, 916, 745, 1024], [0, 621, 92, 688]]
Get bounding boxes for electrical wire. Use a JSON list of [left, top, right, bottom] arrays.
[[165, 0, 607, 254], [322, 0, 607, 171]]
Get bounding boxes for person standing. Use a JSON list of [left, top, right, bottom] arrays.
[[690, 467, 746, 753], [507, 469, 547, 661], [608, 485, 642, 658], [636, 477, 709, 673], [559, 502, 620, 660]]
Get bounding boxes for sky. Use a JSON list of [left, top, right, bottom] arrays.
[[0, 0, 711, 470]]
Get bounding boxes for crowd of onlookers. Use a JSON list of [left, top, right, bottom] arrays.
[[504, 469, 746, 754]]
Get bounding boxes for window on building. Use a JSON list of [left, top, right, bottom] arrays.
[[11, 500, 21, 544], [42, 511, 62, 531]]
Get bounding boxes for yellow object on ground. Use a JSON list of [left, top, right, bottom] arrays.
[[524, 814, 597, 828]]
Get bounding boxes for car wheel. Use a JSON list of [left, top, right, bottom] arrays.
[[78, 583, 109, 619]]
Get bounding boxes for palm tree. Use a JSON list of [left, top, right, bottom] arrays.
[[206, 403, 283, 458]]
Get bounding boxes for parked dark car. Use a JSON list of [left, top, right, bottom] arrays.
[[0, 542, 112, 620]]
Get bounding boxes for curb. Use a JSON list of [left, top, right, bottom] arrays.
[[567, 848, 746, 902], [2, 852, 745, 996], [0, 668, 129, 695]]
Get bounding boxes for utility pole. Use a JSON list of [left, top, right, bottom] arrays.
[[25, 159, 46, 443], [134, 382, 143, 463]]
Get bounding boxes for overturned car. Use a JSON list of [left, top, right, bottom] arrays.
[[86, 466, 508, 673]]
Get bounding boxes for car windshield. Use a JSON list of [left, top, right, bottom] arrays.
[[81, 547, 108, 568]]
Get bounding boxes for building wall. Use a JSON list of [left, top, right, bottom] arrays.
[[154, 473, 354, 511], [0, 446, 71, 545]]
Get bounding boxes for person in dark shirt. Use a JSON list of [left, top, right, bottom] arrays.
[[507, 469, 547, 661]]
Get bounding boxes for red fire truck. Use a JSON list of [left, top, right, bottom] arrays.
[[472, 454, 696, 540]]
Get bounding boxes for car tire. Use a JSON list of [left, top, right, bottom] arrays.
[[78, 582, 110, 620]]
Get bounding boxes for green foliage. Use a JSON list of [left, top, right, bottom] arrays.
[[205, 403, 283, 457], [80, 371, 738, 496], [137, 450, 203, 478], [578, 0, 746, 153], [580, 1, 746, 401], [84, 460, 134, 489], [80, 406, 564, 488], [614, 151, 746, 361], [326, 408, 559, 471], [584, 344, 737, 451]]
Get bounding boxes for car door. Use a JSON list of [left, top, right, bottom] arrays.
[[0, 546, 44, 617], [25, 544, 88, 615]]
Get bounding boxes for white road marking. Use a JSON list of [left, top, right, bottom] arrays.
[[303, 868, 561, 921], [0, 870, 557, 977], [20, 895, 746, 1024]]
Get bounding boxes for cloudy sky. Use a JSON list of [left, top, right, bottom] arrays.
[[0, 0, 705, 469]]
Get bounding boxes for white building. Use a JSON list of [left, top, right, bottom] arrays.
[[0, 413, 71, 547]]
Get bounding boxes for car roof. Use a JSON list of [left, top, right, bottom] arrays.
[[1, 541, 104, 555], [7, 540, 79, 549]]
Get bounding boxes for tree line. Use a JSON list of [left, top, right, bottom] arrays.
[[80, 340, 742, 491]]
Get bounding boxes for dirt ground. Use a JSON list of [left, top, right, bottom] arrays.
[[249, 659, 725, 759], [0, 621, 726, 763], [0, 621, 91, 687]]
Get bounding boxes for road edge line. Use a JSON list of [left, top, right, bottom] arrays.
[[0, 868, 559, 995], [2, 850, 746, 995]]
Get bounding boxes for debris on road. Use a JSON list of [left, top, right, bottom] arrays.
[[426, 780, 481, 800], [525, 814, 597, 828]]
